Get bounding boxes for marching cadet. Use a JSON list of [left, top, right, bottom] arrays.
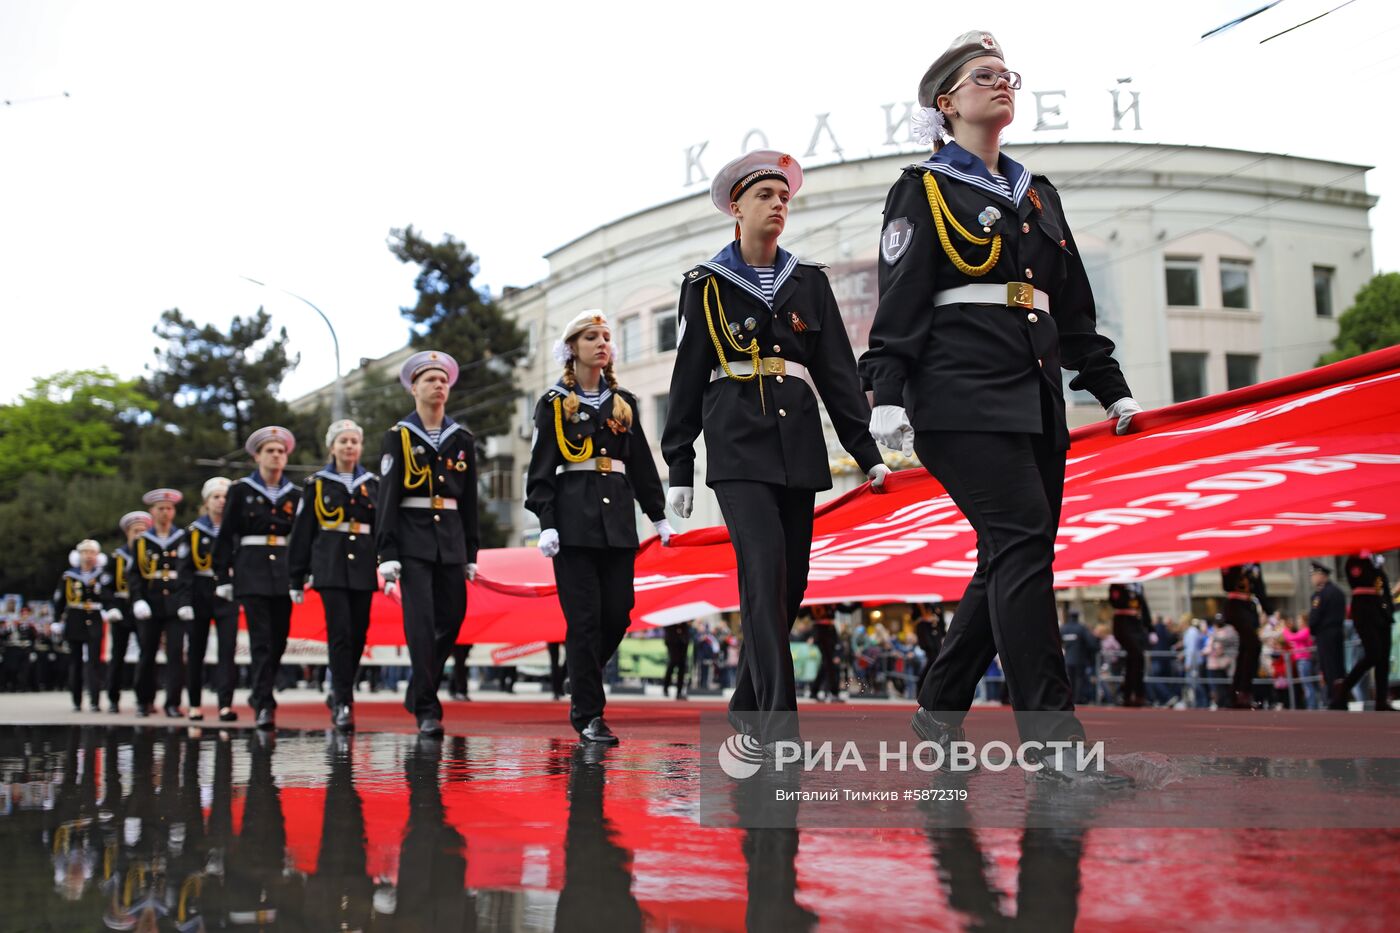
[[103, 510, 151, 712], [662, 150, 889, 748], [289, 418, 380, 731], [53, 539, 110, 712], [130, 488, 195, 718], [526, 310, 672, 744], [187, 477, 240, 722], [860, 31, 1140, 784], [213, 426, 302, 730], [376, 351, 480, 737], [1107, 582, 1151, 707], [1334, 551, 1394, 710], [1220, 563, 1271, 709]]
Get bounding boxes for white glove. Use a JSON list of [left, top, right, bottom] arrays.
[[132, 600, 152, 621], [377, 560, 402, 583], [465, 563, 477, 582], [214, 584, 234, 601], [1107, 397, 1144, 435], [870, 406, 915, 456], [289, 590, 304, 604], [655, 519, 675, 546], [305, 575, 314, 590], [538, 529, 560, 558], [104, 608, 123, 624], [176, 605, 194, 622], [867, 463, 891, 490], [667, 486, 693, 520], [385, 581, 398, 599]]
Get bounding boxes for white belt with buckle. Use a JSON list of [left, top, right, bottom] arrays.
[[711, 358, 811, 383], [240, 535, 285, 546], [402, 496, 458, 510], [557, 458, 627, 475], [195, 570, 215, 578], [324, 521, 373, 534], [934, 282, 1050, 313], [144, 570, 180, 580], [70, 601, 102, 611]]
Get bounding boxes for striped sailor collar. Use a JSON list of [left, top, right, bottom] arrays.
[[554, 379, 613, 411], [241, 470, 295, 502], [64, 566, 103, 583], [314, 462, 376, 492], [192, 515, 221, 536], [141, 526, 187, 548], [700, 241, 800, 308], [397, 411, 464, 450], [115, 545, 133, 559], [918, 141, 1030, 208]]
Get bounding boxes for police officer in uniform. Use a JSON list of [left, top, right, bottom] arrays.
[[663, 621, 692, 700], [1308, 562, 1347, 697], [1220, 563, 1270, 709], [213, 426, 302, 730], [53, 539, 110, 712], [1334, 551, 1394, 710], [526, 311, 671, 744], [1107, 582, 1151, 707], [860, 32, 1140, 783], [188, 477, 241, 722], [662, 150, 889, 747], [376, 351, 479, 737], [103, 510, 151, 712], [289, 418, 380, 731], [130, 488, 195, 718]]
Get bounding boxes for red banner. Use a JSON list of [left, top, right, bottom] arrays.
[[289, 346, 1400, 646]]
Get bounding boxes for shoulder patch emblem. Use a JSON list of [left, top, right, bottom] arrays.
[[881, 217, 915, 265], [381, 453, 394, 475]]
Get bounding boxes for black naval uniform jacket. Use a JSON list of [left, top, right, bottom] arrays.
[[525, 385, 667, 549], [106, 545, 137, 621], [129, 527, 193, 616], [662, 241, 883, 490], [1222, 563, 1273, 614], [376, 411, 480, 566], [187, 515, 221, 602], [289, 466, 380, 591], [1345, 554, 1394, 616], [1107, 582, 1152, 633], [859, 142, 1131, 451], [213, 473, 301, 598], [53, 565, 111, 628]]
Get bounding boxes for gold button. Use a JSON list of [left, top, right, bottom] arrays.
[[348, 554, 355, 560], [433, 515, 441, 523], [772, 345, 781, 353], [1021, 222, 1030, 233], [348, 535, 356, 541], [438, 475, 445, 482], [1025, 268, 1034, 279], [779, 409, 787, 417], [269, 554, 277, 561], [776, 375, 784, 383], [603, 497, 611, 504], [1027, 313, 1038, 323]]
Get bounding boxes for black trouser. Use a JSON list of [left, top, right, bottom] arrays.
[[547, 641, 566, 697], [1340, 598, 1392, 707], [188, 591, 240, 709], [663, 638, 689, 696], [811, 625, 840, 698], [399, 557, 467, 722], [320, 587, 374, 707], [106, 616, 135, 704], [915, 620, 942, 695], [1313, 624, 1346, 688], [914, 430, 1081, 743], [1222, 598, 1261, 701], [241, 594, 292, 713], [449, 643, 472, 696], [713, 481, 816, 743], [1112, 617, 1147, 703], [136, 613, 185, 709], [65, 614, 104, 708], [553, 546, 636, 732]]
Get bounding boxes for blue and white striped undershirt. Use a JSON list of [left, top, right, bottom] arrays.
[[426, 428, 441, 446], [753, 265, 775, 301], [577, 384, 605, 408], [989, 171, 1013, 200], [338, 472, 354, 486]]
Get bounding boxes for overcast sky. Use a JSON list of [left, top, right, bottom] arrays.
[[3, 0, 1397, 406]]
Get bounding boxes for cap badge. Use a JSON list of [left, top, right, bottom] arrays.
[[980, 33, 996, 49]]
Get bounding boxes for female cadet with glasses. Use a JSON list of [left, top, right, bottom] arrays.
[[860, 31, 1142, 786]]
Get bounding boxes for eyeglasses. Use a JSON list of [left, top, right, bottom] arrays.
[[947, 67, 1022, 94]]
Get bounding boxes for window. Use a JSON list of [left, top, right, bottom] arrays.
[[1165, 258, 1200, 307], [1220, 259, 1251, 309], [1226, 354, 1258, 391], [618, 315, 641, 363], [653, 393, 670, 437], [1314, 266, 1335, 318], [654, 305, 677, 353], [1171, 351, 1207, 402]]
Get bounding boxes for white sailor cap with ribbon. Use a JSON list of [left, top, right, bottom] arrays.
[[245, 425, 296, 456], [75, 538, 101, 553], [324, 418, 364, 448], [201, 477, 231, 500], [552, 310, 611, 364], [118, 510, 153, 533], [141, 488, 184, 507], [399, 350, 459, 389], [709, 150, 803, 217]]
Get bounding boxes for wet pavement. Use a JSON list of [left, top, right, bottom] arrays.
[[3, 704, 1400, 930]]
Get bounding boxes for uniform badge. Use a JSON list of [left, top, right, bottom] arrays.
[[1027, 187, 1043, 214], [381, 453, 394, 474], [743, 317, 757, 332], [881, 217, 914, 265], [728, 321, 741, 337], [977, 206, 1001, 232], [789, 311, 808, 333]]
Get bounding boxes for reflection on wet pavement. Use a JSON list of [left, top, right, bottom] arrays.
[[3, 724, 1399, 930]]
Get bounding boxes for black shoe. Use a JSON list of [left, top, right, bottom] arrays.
[[90, 699, 102, 712], [1328, 680, 1351, 710], [418, 717, 444, 737], [107, 702, 120, 714], [449, 691, 467, 702], [1029, 741, 1134, 789], [910, 708, 977, 772], [164, 706, 182, 719], [334, 705, 354, 731], [255, 708, 275, 731], [676, 692, 688, 701], [188, 709, 204, 722], [135, 704, 152, 718], [218, 707, 238, 722], [72, 702, 82, 713], [727, 710, 756, 736], [580, 717, 619, 746]]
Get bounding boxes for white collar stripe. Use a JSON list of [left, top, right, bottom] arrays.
[[919, 162, 1023, 207]]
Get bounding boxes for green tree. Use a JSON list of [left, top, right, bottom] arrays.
[[1318, 271, 1400, 365], [0, 370, 155, 501]]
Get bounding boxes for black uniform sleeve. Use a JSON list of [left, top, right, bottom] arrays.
[[1040, 182, 1131, 409], [622, 393, 666, 523], [176, 534, 194, 610], [808, 269, 883, 474], [1380, 565, 1394, 615], [129, 540, 148, 604], [1138, 587, 1153, 632], [212, 486, 242, 586], [860, 170, 938, 407], [462, 441, 480, 565], [1251, 566, 1274, 616], [52, 576, 66, 619], [287, 479, 317, 587], [524, 396, 563, 531], [661, 279, 715, 489], [375, 430, 405, 564]]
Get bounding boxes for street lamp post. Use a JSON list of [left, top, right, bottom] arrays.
[[240, 275, 345, 420]]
